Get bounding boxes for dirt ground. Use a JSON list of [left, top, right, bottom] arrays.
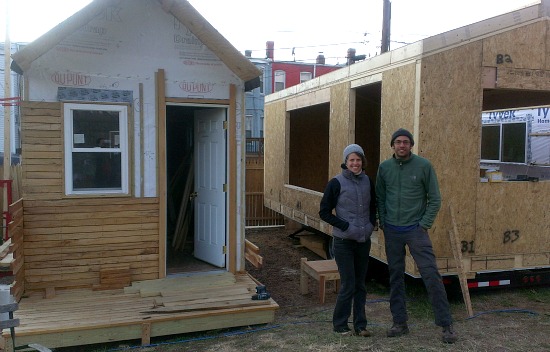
[[245, 226, 336, 311], [236, 227, 550, 352]]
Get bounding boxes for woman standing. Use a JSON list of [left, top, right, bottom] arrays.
[[319, 144, 376, 337]]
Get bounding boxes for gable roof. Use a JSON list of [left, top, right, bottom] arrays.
[[11, 0, 261, 89]]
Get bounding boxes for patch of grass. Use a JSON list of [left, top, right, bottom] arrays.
[[517, 286, 550, 303]]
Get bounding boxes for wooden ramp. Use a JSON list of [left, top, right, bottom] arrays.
[[0, 272, 278, 351]]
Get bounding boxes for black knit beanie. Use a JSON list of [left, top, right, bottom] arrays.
[[390, 128, 414, 146]]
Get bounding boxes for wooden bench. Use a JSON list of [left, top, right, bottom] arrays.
[[300, 258, 340, 303]]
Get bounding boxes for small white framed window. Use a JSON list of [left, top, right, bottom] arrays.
[[274, 70, 286, 92], [64, 103, 129, 195], [300, 71, 312, 83], [481, 122, 527, 163]]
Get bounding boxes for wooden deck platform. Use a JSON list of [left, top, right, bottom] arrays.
[[0, 272, 278, 351]]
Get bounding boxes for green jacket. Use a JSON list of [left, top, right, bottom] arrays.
[[375, 153, 441, 229]]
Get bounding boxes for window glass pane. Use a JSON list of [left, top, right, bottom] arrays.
[[73, 110, 120, 148], [274, 70, 285, 92], [502, 123, 526, 162], [72, 152, 122, 190], [300, 72, 312, 83], [481, 125, 500, 160]]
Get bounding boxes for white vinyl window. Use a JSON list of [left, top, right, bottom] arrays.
[[481, 122, 526, 163], [64, 103, 129, 195], [300, 72, 312, 83], [274, 70, 286, 92]]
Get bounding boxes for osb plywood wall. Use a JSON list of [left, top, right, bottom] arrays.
[[482, 21, 547, 70], [264, 101, 287, 208], [418, 42, 484, 257], [485, 21, 550, 91], [20, 102, 160, 292], [476, 182, 550, 257], [376, 64, 417, 252], [379, 63, 417, 161], [329, 82, 353, 179]]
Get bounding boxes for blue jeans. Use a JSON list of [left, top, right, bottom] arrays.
[[384, 225, 452, 327], [332, 237, 371, 331]]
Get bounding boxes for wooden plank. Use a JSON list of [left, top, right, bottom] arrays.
[[228, 83, 237, 273], [23, 216, 157, 229], [145, 298, 269, 314], [448, 204, 474, 318], [0, 238, 12, 258], [0, 319, 19, 330], [156, 68, 167, 279], [142, 323, 151, 346], [0, 303, 18, 314], [244, 239, 263, 268], [24, 222, 158, 235], [0, 253, 14, 268], [24, 197, 158, 208], [24, 228, 158, 242], [23, 241, 159, 256], [154, 286, 250, 305], [24, 251, 158, 267]]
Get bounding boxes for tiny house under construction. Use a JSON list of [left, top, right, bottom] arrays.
[[264, 1, 550, 287], [3, 0, 278, 350]]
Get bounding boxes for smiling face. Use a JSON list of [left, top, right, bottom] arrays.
[[392, 136, 412, 160], [346, 152, 363, 175]]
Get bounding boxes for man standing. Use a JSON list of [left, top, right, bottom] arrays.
[[375, 128, 457, 344]]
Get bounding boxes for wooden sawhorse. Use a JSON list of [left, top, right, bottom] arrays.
[[300, 258, 340, 303]]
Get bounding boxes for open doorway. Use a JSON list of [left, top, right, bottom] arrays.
[[165, 105, 228, 275]]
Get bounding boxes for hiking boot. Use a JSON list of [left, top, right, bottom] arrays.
[[334, 327, 352, 336], [386, 323, 409, 337], [442, 325, 457, 344], [355, 328, 372, 337]]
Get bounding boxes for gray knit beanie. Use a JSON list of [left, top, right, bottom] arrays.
[[343, 144, 365, 163], [391, 128, 414, 146]]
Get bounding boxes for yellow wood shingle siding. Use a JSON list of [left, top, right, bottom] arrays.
[[20, 102, 160, 292], [21, 102, 63, 200]]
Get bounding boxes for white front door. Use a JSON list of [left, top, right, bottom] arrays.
[[193, 108, 226, 267]]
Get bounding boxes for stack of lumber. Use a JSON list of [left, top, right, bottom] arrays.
[[124, 272, 270, 314]]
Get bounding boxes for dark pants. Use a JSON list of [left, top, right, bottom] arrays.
[[332, 237, 371, 331], [384, 226, 452, 327]]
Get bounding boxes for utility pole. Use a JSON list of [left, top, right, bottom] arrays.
[[381, 0, 391, 53], [4, 0, 12, 180], [3, 0, 12, 243]]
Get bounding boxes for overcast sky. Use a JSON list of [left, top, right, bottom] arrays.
[[1, 0, 540, 65]]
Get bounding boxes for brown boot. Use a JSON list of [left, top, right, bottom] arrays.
[[387, 323, 409, 337], [442, 325, 457, 344], [355, 328, 372, 337]]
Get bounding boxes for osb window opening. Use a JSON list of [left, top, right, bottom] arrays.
[[63, 103, 129, 195], [288, 103, 330, 193]]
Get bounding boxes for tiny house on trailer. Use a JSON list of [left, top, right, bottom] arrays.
[[4, 0, 277, 349], [264, 1, 550, 289]]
